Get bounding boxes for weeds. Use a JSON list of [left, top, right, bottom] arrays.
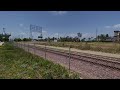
[[0, 43, 80, 79], [37, 42, 120, 54]]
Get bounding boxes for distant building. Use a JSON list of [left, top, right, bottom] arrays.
[[54, 39, 57, 42], [106, 37, 113, 42], [114, 31, 120, 42]]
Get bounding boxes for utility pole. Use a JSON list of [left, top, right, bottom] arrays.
[[96, 28, 98, 41], [57, 33, 59, 41], [3, 28, 6, 35], [30, 24, 34, 41], [58, 33, 59, 39]]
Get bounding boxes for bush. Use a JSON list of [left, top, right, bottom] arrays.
[[81, 42, 91, 50], [14, 38, 22, 42]]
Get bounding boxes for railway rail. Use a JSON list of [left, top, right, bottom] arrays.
[[16, 42, 120, 79], [26, 44, 120, 69]]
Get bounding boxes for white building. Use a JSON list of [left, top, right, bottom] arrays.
[[114, 31, 120, 42]]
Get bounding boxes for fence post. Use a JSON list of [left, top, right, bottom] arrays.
[[28, 43, 29, 52], [17, 42, 19, 48], [24, 42, 25, 50], [69, 46, 71, 73], [19, 42, 20, 48], [45, 44, 46, 59], [20, 42, 22, 48], [34, 43, 35, 55], [13, 41, 15, 49], [18, 42, 19, 48], [22, 42, 23, 48], [21, 42, 22, 48], [20, 42, 21, 48], [22, 42, 23, 49]]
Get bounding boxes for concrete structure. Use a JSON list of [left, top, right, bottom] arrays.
[[114, 31, 120, 42]]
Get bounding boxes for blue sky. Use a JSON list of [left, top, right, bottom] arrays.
[[0, 11, 120, 39]]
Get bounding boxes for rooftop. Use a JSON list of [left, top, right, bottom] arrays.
[[114, 31, 120, 32]]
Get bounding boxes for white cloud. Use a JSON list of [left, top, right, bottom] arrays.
[[42, 30, 47, 34], [24, 27, 29, 30], [69, 33, 77, 37], [18, 32, 28, 38], [20, 32, 26, 35], [54, 33, 58, 36], [105, 24, 120, 29], [105, 26, 111, 28], [113, 24, 120, 28], [82, 33, 95, 38], [49, 11, 67, 15], [19, 24, 24, 27], [50, 33, 58, 38], [48, 33, 60, 38]]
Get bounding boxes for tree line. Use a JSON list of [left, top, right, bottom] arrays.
[[13, 33, 113, 42]]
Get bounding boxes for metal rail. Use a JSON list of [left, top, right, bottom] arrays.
[[20, 43, 120, 70]]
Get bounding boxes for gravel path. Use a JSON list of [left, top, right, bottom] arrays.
[[18, 43, 120, 79], [29, 44, 120, 59]]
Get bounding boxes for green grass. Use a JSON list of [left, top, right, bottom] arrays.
[[0, 43, 80, 79], [34, 41, 120, 54]]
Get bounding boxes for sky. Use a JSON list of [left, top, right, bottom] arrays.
[[0, 11, 120, 39]]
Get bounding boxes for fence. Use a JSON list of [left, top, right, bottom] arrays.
[[9, 40, 120, 79], [12, 41, 120, 78], [13, 42, 72, 73]]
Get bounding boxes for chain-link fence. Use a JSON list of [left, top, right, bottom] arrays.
[[13, 41, 73, 73], [12, 41, 120, 77]]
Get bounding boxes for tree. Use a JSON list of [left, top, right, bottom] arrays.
[[81, 38, 86, 42], [14, 38, 22, 42], [97, 34, 110, 42], [77, 33, 82, 41], [47, 37, 50, 42], [88, 37, 91, 41], [52, 37, 55, 41], [106, 34, 109, 38], [0, 34, 11, 42]]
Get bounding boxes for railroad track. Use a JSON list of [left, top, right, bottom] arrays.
[[15, 43, 120, 79], [23, 43, 120, 71]]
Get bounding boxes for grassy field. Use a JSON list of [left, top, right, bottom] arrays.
[[33, 41, 120, 54], [0, 43, 80, 79]]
